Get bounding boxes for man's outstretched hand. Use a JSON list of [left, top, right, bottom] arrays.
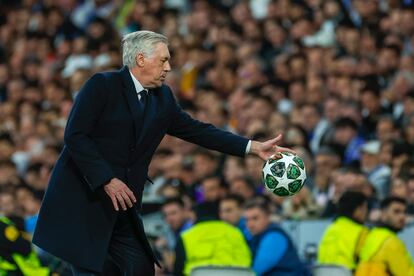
[[104, 178, 137, 211], [250, 134, 295, 161]]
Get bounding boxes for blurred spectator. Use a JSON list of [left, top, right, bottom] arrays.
[[299, 104, 331, 154], [244, 154, 264, 187], [15, 185, 41, 234], [0, 161, 21, 187], [219, 194, 249, 238], [321, 167, 373, 218], [200, 175, 226, 203], [376, 116, 398, 143], [0, 216, 50, 275], [360, 141, 391, 200], [391, 142, 412, 178], [244, 197, 309, 276], [406, 173, 414, 222], [312, 147, 341, 209], [156, 197, 193, 273], [229, 176, 257, 201], [333, 117, 365, 165], [157, 179, 186, 200], [223, 156, 245, 184], [174, 201, 251, 276], [390, 177, 409, 199], [281, 186, 319, 220], [192, 149, 220, 184], [0, 187, 16, 217], [284, 124, 310, 151], [360, 84, 390, 139], [356, 197, 414, 276], [318, 191, 369, 270]]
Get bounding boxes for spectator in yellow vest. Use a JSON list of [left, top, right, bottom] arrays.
[[356, 197, 414, 276], [318, 190, 369, 270], [173, 201, 251, 276], [0, 216, 49, 276]]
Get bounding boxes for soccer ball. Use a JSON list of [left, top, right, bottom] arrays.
[[262, 152, 307, 197]]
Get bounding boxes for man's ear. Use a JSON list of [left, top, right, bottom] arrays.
[[136, 53, 145, 67]]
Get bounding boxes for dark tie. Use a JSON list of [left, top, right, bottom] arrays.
[[138, 89, 148, 109]]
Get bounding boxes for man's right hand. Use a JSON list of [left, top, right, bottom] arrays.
[[104, 178, 137, 211]]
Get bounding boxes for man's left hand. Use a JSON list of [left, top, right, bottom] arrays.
[[250, 134, 295, 161]]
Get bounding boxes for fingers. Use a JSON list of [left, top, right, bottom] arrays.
[[120, 191, 133, 208], [116, 193, 127, 210], [104, 180, 137, 211], [270, 152, 282, 159], [259, 152, 269, 161], [270, 134, 282, 145], [277, 146, 296, 155], [110, 195, 119, 211], [125, 188, 137, 203]]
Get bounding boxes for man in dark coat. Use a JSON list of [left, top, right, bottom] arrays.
[[33, 31, 290, 276]]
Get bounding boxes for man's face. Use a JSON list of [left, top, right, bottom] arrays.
[[202, 178, 221, 202], [219, 199, 242, 226], [335, 126, 356, 145], [361, 92, 379, 113], [0, 140, 14, 161], [301, 106, 320, 132], [354, 202, 368, 224], [361, 152, 379, 172], [139, 42, 171, 88], [193, 155, 217, 180], [378, 48, 398, 73], [0, 193, 15, 216], [244, 207, 270, 235], [381, 202, 406, 231], [162, 203, 185, 231], [376, 119, 394, 142], [324, 99, 339, 122], [315, 153, 340, 176], [230, 179, 254, 200]]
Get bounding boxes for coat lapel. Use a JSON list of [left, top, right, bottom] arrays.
[[120, 66, 144, 142], [120, 66, 159, 148]]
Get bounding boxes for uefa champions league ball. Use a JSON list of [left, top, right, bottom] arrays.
[[262, 152, 307, 197]]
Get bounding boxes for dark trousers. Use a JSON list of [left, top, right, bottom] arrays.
[[71, 211, 155, 276]]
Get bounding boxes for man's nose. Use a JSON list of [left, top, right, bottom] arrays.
[[165, 61, 171, 72]]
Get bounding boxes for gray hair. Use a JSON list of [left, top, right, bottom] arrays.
[[122, 31, 168, 68]]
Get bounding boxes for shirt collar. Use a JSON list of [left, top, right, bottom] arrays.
[[129, 70, 146, 94]]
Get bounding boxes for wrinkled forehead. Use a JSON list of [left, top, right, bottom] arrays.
[[151, 42, 170, 57]]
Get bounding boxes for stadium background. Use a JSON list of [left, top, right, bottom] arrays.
[[1, 0, 414, 274]]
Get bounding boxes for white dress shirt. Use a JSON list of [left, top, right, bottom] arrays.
[[129, 70, 147, 100]]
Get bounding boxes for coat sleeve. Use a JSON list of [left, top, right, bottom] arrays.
[[64, 73, 114, 191], [167, 97, 249, 157]]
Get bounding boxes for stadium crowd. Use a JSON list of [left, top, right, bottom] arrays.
[[1, 0, 414, 275]]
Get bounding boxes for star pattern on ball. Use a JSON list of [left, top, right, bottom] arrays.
[[262, 153, 307, 197]]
